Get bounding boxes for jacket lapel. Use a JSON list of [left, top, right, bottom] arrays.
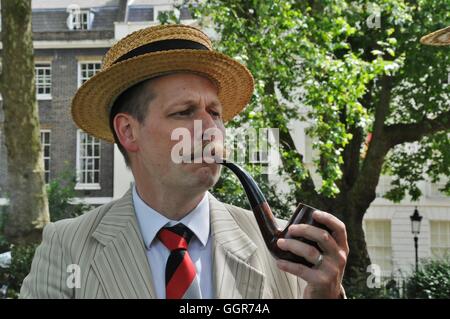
[[208, 193, 266, 298], [91, 190, 156, 299]]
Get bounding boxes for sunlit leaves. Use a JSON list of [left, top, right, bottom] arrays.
[[190, 0, 449, 202]]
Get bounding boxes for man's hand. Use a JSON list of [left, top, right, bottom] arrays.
[[275, 210, 349, 298]]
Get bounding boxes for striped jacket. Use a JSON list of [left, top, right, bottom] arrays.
[[20, 189, 306, 298]]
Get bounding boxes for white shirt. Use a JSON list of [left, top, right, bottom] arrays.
[[132, 185, 214, 299]]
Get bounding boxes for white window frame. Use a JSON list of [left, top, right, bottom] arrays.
[[364, 219, 393, 276], [77, 61, 102, 88], [68, 9, 94, 31], [35, 63, 52, 100], [76, 130, 101, 190], [40, 130, 51, 184], [430, 220, 450, 259]]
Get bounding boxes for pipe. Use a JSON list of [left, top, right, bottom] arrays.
[[221, 160, 330, 267]]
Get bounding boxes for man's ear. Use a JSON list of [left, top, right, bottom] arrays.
[[113, 113, 140, 153]]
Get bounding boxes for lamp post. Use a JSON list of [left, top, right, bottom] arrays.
[[410, 207, 423, 272]]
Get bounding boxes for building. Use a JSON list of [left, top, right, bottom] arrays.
[[0, 0, 195, 206]]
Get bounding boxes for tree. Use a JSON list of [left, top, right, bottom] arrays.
[[0, 0, 50, 244], [183, 0, 450, 294]]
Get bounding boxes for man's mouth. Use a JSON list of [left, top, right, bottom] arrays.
[[182, 142, 227, 164]]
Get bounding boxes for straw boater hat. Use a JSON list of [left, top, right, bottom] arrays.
[[420, 26, 450, 46], [71, 24, 254, 143]]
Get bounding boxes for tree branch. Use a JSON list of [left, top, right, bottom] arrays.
[[348, 75, 393, 215], [373, 75, 393, 137], [263, 81, 325, 207], [340, 125, 364, 190], [385, 110, 450, 147], [277, 127, 327, 207]]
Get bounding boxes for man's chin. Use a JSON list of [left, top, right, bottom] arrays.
[[191, 165, 221, 188]]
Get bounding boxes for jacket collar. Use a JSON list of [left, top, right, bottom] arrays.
[[91, 188, 265, 299]]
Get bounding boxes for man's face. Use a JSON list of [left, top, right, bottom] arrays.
[[133, 72, 225, 193]]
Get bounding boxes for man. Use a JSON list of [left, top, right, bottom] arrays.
[[20, 24, 348, 299]]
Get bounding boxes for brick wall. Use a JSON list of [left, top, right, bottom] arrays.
[[0, 48, 114, 200]]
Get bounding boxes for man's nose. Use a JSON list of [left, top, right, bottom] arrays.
[[197, 109, 219, 130], [195, 109, 223, 142]]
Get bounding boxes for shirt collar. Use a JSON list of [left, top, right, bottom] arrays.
[[132, 185, 210, 249]]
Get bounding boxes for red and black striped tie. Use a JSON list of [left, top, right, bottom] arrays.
[[158, 224, 202, 299]]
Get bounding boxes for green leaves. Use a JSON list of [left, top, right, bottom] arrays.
[[196, 0, 449, 204], [406, 258, 450, 299], [384, 133, 450, 201]]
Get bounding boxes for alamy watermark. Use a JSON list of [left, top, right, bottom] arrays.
[[170, 120, 280, 172], [366, 3, 381, 30], [66, 264, 81, 289], [366, 264, 382, 289]]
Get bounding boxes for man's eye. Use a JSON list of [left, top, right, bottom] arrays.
[[210, 110, 221, 118], [174, 109, 193, 116]]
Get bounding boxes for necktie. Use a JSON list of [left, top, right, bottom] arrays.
[[158, 224, 202, 299]]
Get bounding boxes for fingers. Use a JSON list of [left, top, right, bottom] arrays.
[[312, 211, 349, 255], [276, 258, 339, 286], [277, 238, 321, 266], [287, 223, 340, 258]]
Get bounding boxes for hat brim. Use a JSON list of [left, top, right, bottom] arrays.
[[420, 26, 450, 46], [71, 49, 254, 143]]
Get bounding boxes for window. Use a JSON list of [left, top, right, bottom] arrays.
[[76, 130, 101, 189], [430, 221, 450, 259], [78, 62, 102, 87], [68, 10, 94, 30], [364, 220, 393, 273], [35, 63, 52, 99], [127, 5, 154, 22], [40, 130, 51, 184]]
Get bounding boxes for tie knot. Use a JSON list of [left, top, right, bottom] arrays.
[[158, 224, 194, 251]]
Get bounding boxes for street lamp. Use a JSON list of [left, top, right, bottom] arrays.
[[410, 207, 423, 272]]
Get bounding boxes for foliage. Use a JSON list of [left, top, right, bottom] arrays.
[[188, 0, 450, 198], [346, 274, 404, 299], [0, 244, 37, 298], [212, 164, 295, 220], [162, 0, 449, 294], [183, 0, 449, 291], [405, 258, 450, 299], [0, 209, 9, 253], [0, 170, 93, 298], [47, 168, 92, 222]]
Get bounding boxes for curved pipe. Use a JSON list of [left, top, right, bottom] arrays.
[[221, 161, 330, 267]]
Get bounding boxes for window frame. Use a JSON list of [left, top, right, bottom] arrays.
[[40, 130, 51, 184], [35, 63, 52, 100], [68, 9, 94, 31], [77, 61, 102, 88], [364, 219, 393, 275], [75, 129, 101, 190], [430, 220, 450, 259]]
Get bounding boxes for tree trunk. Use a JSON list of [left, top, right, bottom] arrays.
[[340, 205, 371, 292], [1, 0, 50, 244]]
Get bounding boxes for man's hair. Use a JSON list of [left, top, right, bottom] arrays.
[[109, 78, 157, 167]]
